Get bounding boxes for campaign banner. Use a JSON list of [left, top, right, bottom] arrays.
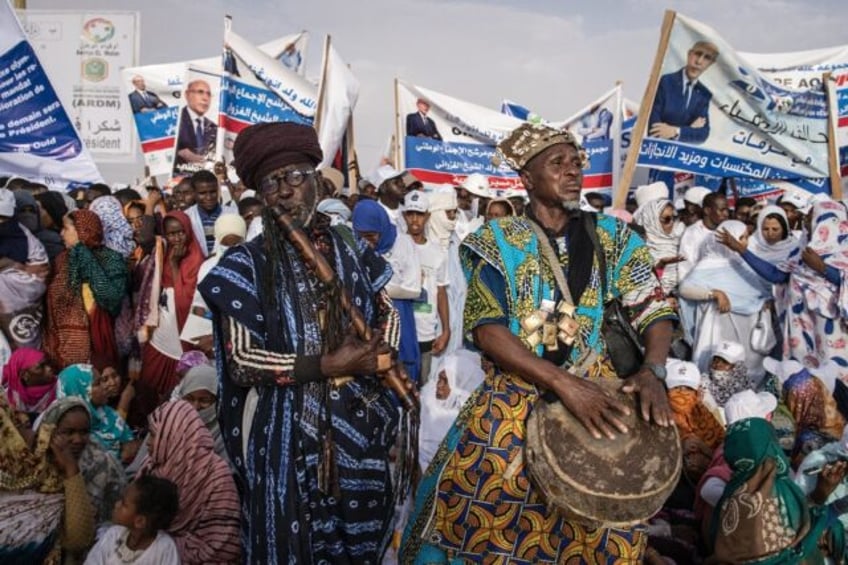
[[0, 1, 101, 187], [398, 80, 526, 188], [122, 32, 308, 176], [19, 10, 139, 160], [171, 67, 222, 177], [828, 72, 848, 181], [636, 13, 831, 192], [217, 27, 317, 165], [315, 39, 359, 170]]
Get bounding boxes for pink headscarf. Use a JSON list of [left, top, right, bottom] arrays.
[[1, 348, 54, 413], [138, 400, 240, 563]]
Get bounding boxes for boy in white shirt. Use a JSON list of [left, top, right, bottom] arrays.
[[402, 191, 450, 384]]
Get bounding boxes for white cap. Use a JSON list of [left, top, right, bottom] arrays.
[[666, 359, 701, 390], [780, 189, 812, 214], [240, 189, 256, 200], [673, 197, 686, 211], [810, 360, 840, 393], [763, 357, 805, 385], [460, 173, 491, 198], [317, 198, 352, 221], [0, 188, 15, 217], [635, 181, 669, 208], [724, 390, 778, 425], [684, 186, 711, 207], [713, 341, 745, 365], [370, 165, 405, 189], [403, 190, 429, 213]]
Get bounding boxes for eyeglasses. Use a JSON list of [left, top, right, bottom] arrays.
[[259, 169, 316, 194], [659, 215, 675, 225]]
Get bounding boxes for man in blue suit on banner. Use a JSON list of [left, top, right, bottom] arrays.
[[406, 98, 442, 140], [649, 41, 718, 144]]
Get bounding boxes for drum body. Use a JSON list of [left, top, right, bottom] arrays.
[[525, 379, 681, 528]]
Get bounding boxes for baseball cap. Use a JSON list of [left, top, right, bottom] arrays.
[[403, 190, 429, 213], [712, 341, 745, 365], [779, 190, 812, 214], [370, 165, 405, 189], [666, 359, 701, 390], [460, 173, 492, 198]]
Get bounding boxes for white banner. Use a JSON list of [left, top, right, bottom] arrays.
[[123, 32, 308, 176], [18, 10, 139, 160], [637, 13, 830, 192], [0, 1, 102, 187], [316, 38, 359, 170]]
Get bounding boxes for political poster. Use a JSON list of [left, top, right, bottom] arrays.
[[633, 13, 831, 198], [19, 10, 139, 160], [171, 66, 222, 177], [217, 26, 317, 165], [0, 0, 102, 188], [122, 32, 308, 176], [397, 80, 524, 189]]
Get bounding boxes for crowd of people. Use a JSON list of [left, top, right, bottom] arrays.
[[1, 120, 847, 564]]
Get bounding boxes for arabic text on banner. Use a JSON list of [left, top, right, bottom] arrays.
[[122, 32, 308, 176], [19, 10, 139, 160], [217, 28, 316, 166], [0, 1, 102, 188], [637, 13, 831, 194]]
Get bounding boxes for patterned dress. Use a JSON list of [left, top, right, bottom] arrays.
[[401, 214, 676, 564]]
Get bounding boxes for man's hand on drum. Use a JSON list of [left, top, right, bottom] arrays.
[[553, 377, 630, 441], [621, 368, 672, 428]]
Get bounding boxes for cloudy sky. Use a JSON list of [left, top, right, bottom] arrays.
[[30, 0, 848, 183]]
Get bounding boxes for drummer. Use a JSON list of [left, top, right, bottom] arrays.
[[401, 122, 677, 562]]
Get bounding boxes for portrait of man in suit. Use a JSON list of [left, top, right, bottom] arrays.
[[406, 98, 442, 140], [649, 40, 719, 144], [128, 75, 167, 114], [174, 79, 218, 172]]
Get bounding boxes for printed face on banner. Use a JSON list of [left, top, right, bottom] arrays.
[[639, 14, 831, 195], [172, 68, 221, 177]]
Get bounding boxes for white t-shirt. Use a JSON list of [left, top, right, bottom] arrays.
[[384, 232, 422, 300], [412, 239, 448, 342], [84, 525, 180, 565]]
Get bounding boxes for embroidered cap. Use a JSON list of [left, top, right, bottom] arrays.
[[492, 122, 586, 172]]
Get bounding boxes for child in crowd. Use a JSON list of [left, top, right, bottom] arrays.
[[84, 475, 180, 565]]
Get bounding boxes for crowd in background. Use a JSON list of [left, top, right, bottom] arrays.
[[1, 161, 847, 563]]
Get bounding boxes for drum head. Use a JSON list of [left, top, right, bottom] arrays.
[[526, 379, 681, 528]]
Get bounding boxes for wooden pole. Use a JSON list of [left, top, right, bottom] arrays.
[[393, 78, 402, 169], [345, 113, 359, 192], [312, 35, 331, 135], [13, 0, 25, 9], [824, 72, 844, 200], [614, 10, 677, 209]]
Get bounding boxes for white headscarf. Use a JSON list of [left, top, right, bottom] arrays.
[[419, 350, 485, 469], [633, 199, 684, 293], [748, 205, 798, 267], [427, 189, 458, 249]]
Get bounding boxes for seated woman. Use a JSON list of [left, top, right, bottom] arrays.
[[0, 395, 95, 563], [419, 349, 485, 471], [766, 357, 847, 469], [707, 390, 832, 563], [795, 425, 848, 563], [35, 398, 127, 527], [665, 358, 725, 486], [484, 198, 515, 222], [679, 220, 772, 382], [0, 188, 50, 353], [1, 347, 55, 422], [702, 340, 751, 412], [170, 364, 229, 464], [137, 400, 240, 564], [56, 364, 137, 464]]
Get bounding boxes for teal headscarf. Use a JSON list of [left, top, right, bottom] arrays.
[[56, 364, 133, 460]]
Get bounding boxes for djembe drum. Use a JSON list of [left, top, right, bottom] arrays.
[[525, 378, 681, 529]]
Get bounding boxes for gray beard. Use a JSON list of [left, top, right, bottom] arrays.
[[562, 199, 580, 211]]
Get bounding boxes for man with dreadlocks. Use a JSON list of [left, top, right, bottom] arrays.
[[199, 122, 403, 563]]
